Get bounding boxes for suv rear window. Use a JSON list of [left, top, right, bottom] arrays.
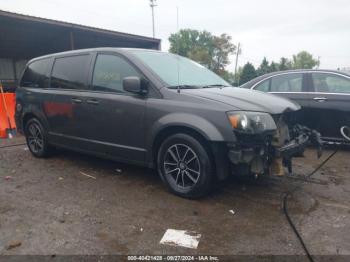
[[20, 58, 50, 88], [51, 55, 90, 90]]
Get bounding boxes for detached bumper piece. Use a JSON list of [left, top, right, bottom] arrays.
[[276, 125, 323, 175], [276, 133, 309, 158]]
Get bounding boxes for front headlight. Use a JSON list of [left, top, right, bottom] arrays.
[[226, 111, 277, 134]]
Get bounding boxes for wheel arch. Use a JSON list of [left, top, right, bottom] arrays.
[[148, 113, 225, 164], [22, 110, 49, 133], [151, 125, 214, 168], [22, 112, 38, 129]]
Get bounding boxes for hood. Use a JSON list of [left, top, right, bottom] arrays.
[[182, 87, 300, 114]]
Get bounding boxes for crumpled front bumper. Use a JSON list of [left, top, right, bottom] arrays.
[[228, 124, 323, 176]]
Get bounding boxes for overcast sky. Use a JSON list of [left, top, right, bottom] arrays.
[[2, 0, 350, 70]]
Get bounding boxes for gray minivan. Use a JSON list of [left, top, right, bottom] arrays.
[[15, 48, 320, 198]]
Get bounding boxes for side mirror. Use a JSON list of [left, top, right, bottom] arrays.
[[122, 76, 148, 95]]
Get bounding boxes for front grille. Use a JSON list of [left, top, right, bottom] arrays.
[[235, 132, 273, 148]]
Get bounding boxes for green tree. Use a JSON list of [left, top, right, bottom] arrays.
[[239, 62, 257, 84], [278, 57, 292, 71], [270, 61, 278, 72], [292, 51, 320, 69], [168, 29, 236, 76], [169, 29, 204, 56], [210, 34, 236, 75], [257, 57, 270, 75]]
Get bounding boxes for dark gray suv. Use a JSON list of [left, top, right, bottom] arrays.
[[15, 48, 318, 198]]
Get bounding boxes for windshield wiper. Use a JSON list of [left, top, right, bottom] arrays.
[[167, 85, 202, 89], [202, 84, 231, 88], [167, 84, 231, 90]]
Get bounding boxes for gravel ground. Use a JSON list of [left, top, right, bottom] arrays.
[[0, 136, 350, 258]]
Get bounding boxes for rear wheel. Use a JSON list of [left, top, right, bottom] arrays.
[[25, 118, 52, 158], [157, 133, 214, 198]]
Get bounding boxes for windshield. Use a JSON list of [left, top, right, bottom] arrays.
[[129, 50, 230, 88]]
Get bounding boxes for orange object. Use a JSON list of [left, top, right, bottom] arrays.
[[0, 92, 16, 138], [228, 114, 239, 129]]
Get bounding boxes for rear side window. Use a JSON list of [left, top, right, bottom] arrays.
[[270, 73, 303, 92], [51, 55, 90, 90], [255, 79, 270, 92], [312, 73, 350, 93], [20, 59, 50, 88], [92, 54, 141, 93]]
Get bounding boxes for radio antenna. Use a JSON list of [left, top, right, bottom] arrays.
[[176, 6, 180, 94]]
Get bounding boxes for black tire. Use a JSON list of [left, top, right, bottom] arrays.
[[157, 133, 214, 198], [24, 118, 52, 158]]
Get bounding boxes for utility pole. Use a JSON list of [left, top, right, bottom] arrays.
[[150, 0, 157, 38], [234, 42, 241, 85]]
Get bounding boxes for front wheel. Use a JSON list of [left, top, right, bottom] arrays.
[[157, 133, 214, 198]]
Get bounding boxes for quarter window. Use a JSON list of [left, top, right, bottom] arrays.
[[51, 55, 90, 90], [312, 73, 350, 93], [255, 79, 270, 92], [270, 73, 303, 92], [20, 59, 50, 88], [92, 54, 141, 93]]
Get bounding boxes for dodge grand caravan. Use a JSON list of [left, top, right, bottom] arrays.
[[15, 48, 322, 198]]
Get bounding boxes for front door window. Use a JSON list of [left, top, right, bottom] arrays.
[[92, 54, 141, 93]]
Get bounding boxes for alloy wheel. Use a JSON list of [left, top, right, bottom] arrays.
[[27, 122, 44, 154], [163, 144, 201, 189]]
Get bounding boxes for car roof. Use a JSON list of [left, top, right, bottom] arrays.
[[240, 69, 350, 88], [28, 47, 163, 63]]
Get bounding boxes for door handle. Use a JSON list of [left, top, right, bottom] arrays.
[[71, 98, 83, 104], [313, 97, 327, 102], [86, 98, 99, 105]]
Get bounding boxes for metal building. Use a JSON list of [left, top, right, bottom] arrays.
[[0, 10, 161, 91]]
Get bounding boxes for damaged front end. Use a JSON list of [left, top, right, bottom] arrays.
[[227, 111, 323, 177]]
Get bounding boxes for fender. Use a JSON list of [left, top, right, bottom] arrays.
[[150, 112, 225, 142], [146, 113, 230, 164], [20, 104, 50, 133]]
